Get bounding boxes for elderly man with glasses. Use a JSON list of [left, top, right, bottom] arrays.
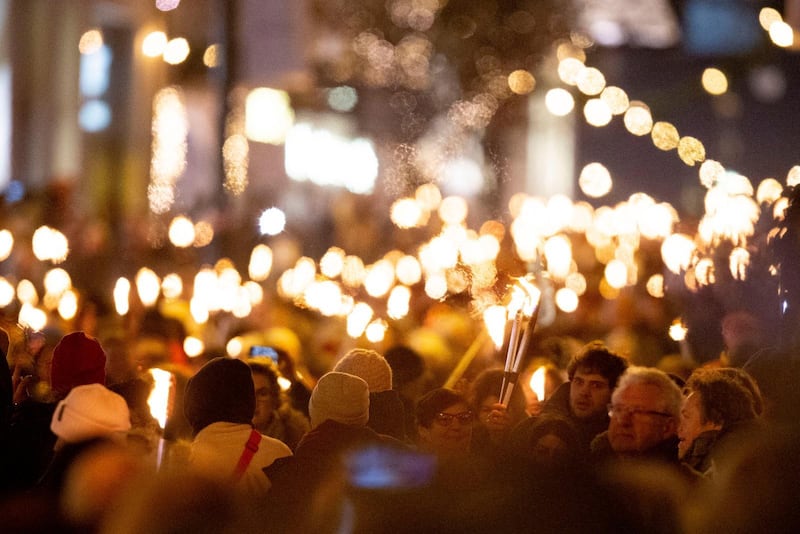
[[591, 366, 683, 464]]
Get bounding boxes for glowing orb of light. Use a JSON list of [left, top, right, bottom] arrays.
[[545, 88, 575, 116], [169, 216, 195, 248], [579, 162, 612, 198], [258, 208, 286, 236]]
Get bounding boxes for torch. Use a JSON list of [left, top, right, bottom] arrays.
[[147, 367, 174, 471], [499, 275, 541, 406], [442, 305, 506, 390]]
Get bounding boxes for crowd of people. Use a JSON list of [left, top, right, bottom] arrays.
[[0, 318, 799, 533]]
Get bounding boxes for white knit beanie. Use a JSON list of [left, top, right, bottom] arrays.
[[333, 348, 393, 393], [309, 372, 370, 429], [51, 383, 132, 444]]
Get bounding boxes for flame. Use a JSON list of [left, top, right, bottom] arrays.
[[148, 368, 173, 429], [529, 366, 547, 402], [483, 305, 507, 349], [668, 319, 687, 342], [509, 276, 541, 317]]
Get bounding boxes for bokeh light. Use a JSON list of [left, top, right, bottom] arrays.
[[259, 208, 286, 236]]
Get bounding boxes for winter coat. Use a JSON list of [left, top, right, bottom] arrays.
[[536, 381, 610, 454], [188, 421, 291, 497]]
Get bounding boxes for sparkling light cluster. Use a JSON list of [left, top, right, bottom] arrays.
[[149, 87, 188, 213]]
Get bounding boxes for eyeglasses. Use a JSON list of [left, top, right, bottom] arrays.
[[607, 404, 672, 420], [434, 411, 474, 427]]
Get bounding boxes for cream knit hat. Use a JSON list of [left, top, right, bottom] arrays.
[[333, 348, 393, 393], [309, 371, 370, 429]]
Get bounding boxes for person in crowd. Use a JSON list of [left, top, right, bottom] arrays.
[[678, 368, 760, 476], [383, 344, 428, 442], [333, 348, 406, 441], [467, 367, 528, 459], [592, 366, 682, 464], [510, 412, 583, 469], [515, 341, 629, 454], [182, 357, 292, 497], [7, 331, 108, 490], [38, 383, 132, 492], [247, 357, 309, 450], [287, 371, 401, 465], [274, 347, 313, 418], [265, 371, 401, 532], [719, 310, 766, 368], [415, 386, 511, 494], [715, 366, 764, 416], [11, 328, 60, 404], [415, 387, 474, 460], [685, 427, 800, 533], [741, 347, 800, 424]]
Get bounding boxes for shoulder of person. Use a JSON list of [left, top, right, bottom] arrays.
[[259, 432, 293, 458]]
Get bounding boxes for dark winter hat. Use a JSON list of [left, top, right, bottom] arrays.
[[51, 332, 107, 398], [183, 357, 256, 436]]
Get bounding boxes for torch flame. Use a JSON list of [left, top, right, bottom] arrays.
[[148, 368, 173, 429], [508, 275, 541, 317], [669, 319, 687, 342], [483, 305, 508, 350], [530, 366, 547, 402]]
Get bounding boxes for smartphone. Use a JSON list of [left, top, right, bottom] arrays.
[[249, 345, 280, 363]]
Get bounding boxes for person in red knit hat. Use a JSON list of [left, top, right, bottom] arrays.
[[50, 332, 107, 398], [6, 331, 108, 491]]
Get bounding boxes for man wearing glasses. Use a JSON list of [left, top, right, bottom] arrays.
[[592, 366, 683, 463]]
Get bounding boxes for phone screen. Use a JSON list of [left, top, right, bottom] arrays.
[[344, 445, 437, 490], [249, 345, 279, 363]]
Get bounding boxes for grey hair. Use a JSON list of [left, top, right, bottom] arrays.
[[611, 366, 683, 417]]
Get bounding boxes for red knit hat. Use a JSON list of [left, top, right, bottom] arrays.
[[50, 332, 107, 398]]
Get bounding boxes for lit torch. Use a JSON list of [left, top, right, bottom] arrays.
[[147, 368, 174, 470], [499, 275, 541, 406], [441, 306, 501, 389], [529, 366, 547, 402], [669, 318, 693, 363]]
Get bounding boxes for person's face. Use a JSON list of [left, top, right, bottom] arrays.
[[252, 373, 278, 430], [608, 383, 677, 454], [678, 392, 721, 459], [569, 368, 611, 419], [418, 402, 473, 457]]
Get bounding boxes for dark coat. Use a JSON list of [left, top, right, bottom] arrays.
[[590, 430, 680, 465], [367, 389, 407, 442], [681, 419, 762, 477], [5, 400, 58, 491], [263, 420, 405, 532], [535, 381, 611, 454]]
